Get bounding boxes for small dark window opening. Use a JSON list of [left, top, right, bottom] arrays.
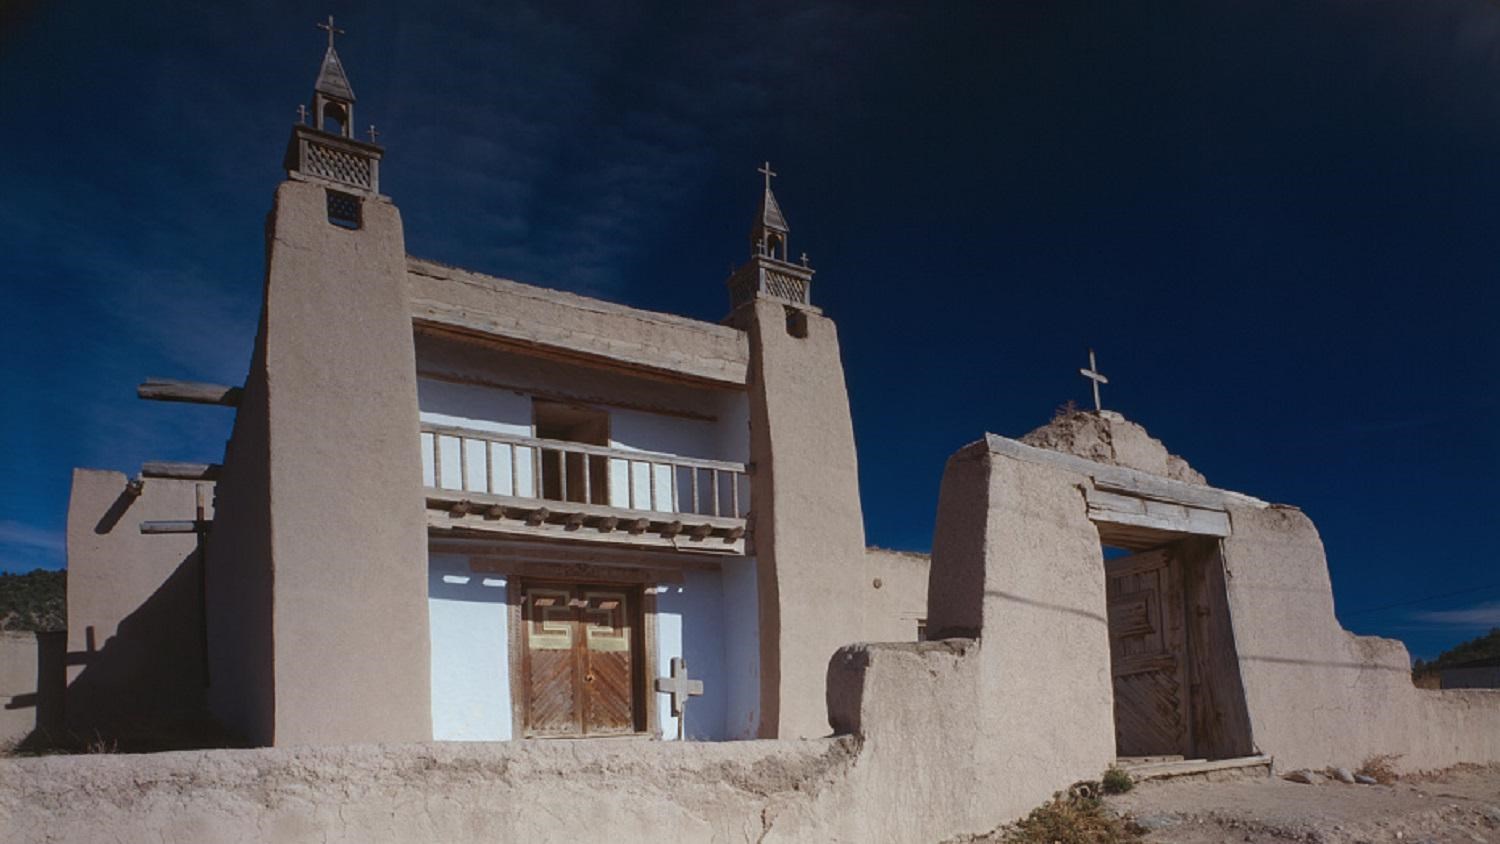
[[326, 189, 362, 229], [784, 306, 808, 338], [916, 619, 928, 642]]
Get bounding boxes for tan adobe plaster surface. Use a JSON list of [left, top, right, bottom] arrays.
[[1219, 501, 1500, 771], [0, 633, 55, 746], [0, 738, 865, 843], [741, 298, 869, 739], [415, 329, 742, 422], [65, 469, 209, 736], [22, 425, 1500, 843], [408, 257, 749, 386], [203, 181, 434, 746], [1022, 408, 1207, 485], [985, 421, 1500, 774], [861, 548, 930, 642]]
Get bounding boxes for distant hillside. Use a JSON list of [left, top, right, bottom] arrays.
[[1413, 628, 1500, 678], [0, 569, 66, 633]]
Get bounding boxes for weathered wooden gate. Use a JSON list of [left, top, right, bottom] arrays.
[[1105, 548, 1190, 757], [521, 582, 640, 737]]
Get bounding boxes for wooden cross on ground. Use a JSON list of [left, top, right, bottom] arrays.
[[654, 656, 704, 741], [1079, 348, 1109, 413]]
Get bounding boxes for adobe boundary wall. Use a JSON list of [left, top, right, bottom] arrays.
[[0, 633, 40, 746], [65, 470, 209, 737], [0, 640, 997, 844], [952, 432, 1500, 776], [12, 432, 1497, 843], [0, 632, 63, 747], [0, 735, 864, 843]]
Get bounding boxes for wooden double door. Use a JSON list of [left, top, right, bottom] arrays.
[[520, 582, 643, 737]]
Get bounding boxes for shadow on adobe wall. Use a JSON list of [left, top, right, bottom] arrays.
[[14, 552, 244, 754], [2, 630, 65, 743]]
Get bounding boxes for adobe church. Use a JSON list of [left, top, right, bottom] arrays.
[[55, 28, 925, 748], [10, 22, 1497, 841]]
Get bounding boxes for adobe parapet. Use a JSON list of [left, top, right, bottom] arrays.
[[406, 257, 750, 386]]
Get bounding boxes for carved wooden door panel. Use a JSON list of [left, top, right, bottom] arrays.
[[521, 583, 639, 737], [1105, 548, 1190, 758], [522, 585, 582, 736], [580, 589, 634, 735]]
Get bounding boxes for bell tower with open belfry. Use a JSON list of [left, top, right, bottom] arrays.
[[283, 15, 384, 216], [726, 162, 816, 313], [728, 165, 869, 739], [203, 17, 431, 746]]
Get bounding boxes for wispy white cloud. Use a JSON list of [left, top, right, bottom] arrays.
[[1410, 601, 1500, 628], [384, 1, 904, 297], [0, 520, 65, 554]]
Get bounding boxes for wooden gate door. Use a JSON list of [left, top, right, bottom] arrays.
[[1105, 548, 1190, 757], [521, 582, 638, 737]]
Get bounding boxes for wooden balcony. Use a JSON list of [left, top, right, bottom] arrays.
[[420, 423, 749, 553]]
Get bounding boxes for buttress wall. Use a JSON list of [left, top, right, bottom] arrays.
[[207, 179, 432, 745]]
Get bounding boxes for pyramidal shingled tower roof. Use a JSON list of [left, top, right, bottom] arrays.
[[758, 186, 788, 233], [315, 45, 356, 102]]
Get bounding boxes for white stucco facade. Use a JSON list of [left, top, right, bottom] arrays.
[[654, 567, 761, 741], [427, 551, 760, 743], [428, 553, 512, 741], [415, 336, 759, 742]]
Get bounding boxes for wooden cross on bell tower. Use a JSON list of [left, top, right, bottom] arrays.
[[317, 14, 345, 50], [758, 160, 777, 191], [1079, 348, 1109, 413]]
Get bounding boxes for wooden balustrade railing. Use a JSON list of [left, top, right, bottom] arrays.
[[419, 423, 749, 520]]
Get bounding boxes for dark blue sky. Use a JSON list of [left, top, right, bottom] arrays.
[[2, 1, 1497, 659]]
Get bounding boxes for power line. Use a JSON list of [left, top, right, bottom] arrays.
[[1342, 582, 1500, 618]]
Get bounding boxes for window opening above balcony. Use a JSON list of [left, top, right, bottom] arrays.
[[534, 400, 609, 506]]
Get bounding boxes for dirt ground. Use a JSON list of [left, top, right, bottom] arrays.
[[1108, 764, 1500, 844]]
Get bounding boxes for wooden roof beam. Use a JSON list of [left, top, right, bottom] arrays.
[[141, 461, 222, 481], [138, 378, 243, 407]]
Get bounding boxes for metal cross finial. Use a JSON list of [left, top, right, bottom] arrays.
[[653, 656, 704, 741], [297, 104, 309, 125], [316, 14, 345, 50], [367, 124, 380, 143], [758, 160, 777, 191], [1079, 348, 1110, 413], [800, 252, 810, 267]]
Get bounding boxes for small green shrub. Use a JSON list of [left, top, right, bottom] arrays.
[[1000, 792, 1142, 843], [1101, 766, 1134, 795]]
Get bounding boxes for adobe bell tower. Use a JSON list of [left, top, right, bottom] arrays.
[[205, 17, 430, 746], [728, 164, 868, 739]]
